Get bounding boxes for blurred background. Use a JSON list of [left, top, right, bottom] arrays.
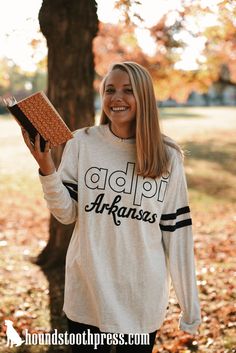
[[1, 0, 236, 107], [0, 1, 235, 352]]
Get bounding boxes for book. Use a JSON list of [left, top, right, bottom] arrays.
[[2, 91, 73, 150]]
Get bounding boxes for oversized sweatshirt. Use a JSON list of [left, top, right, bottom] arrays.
[[39, 123, 201, 334]]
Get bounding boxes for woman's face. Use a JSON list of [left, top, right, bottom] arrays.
[[102, 69, 136, 128]]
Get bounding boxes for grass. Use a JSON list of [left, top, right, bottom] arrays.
[[159, 107, 236, 208], [0, 107, 236, 353]]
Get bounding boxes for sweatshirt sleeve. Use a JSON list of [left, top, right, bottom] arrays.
[[39, 135, 79, 225], [160, 149, 201, 335]]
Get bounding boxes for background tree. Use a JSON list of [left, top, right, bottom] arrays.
[[96, 0, 236, 102], [36, 0, 98, 269], [94, 22, 150, 80], [203, 0, 236, 82]]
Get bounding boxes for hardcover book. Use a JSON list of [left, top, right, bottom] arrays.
[[2, 91, 73, 150]]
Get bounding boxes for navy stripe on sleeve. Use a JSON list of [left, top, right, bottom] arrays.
[[160, 218, 192, 232], [160, 206, 190, 221], [63, 181, 78, 202], [160, 205, 192, 232]]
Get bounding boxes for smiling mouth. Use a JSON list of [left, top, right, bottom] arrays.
[[111, 107, 129, 112]]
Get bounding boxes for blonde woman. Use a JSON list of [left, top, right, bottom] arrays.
[[22, 62, 201, 352]]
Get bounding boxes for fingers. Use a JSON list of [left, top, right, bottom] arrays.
[[21, 128, 34, 153], [21, 129, 55, 173], [22, 130, 50, 155], [44, 140, 51, 153], [34, 132, 41, 152], [35, 134, 51, 153]]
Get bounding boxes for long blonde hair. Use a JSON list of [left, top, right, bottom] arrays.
[[99, 62, 182, 178]]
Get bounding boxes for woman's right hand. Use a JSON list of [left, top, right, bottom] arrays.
[[21, 129, 56, 176]]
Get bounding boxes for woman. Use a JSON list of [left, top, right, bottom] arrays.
[[22, 62, 201, 352]]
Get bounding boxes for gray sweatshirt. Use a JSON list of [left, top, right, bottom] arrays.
[[39, 123, 201, 334]]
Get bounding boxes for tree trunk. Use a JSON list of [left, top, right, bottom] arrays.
[[36, 0, 98, 269]]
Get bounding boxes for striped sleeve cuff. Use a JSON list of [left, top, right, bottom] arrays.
[[160, 206, 192, 232]]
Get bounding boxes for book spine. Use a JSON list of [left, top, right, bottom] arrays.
[[8, 104, 46, 151]]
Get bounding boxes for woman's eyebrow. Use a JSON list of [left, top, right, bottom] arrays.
[[105, 83, 132, 87]]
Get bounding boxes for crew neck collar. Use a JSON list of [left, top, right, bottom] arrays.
[[103, 123, 136, 145]]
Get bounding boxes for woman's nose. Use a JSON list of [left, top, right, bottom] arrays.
[[111, 91, 123, 101]]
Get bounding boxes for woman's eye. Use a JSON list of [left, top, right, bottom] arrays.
[[105, 88, 114, 93], [104, 88, 133, 94]]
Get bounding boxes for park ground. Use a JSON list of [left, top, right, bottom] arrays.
[[0, 107, 235, 353]]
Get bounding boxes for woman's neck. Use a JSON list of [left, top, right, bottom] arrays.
[[109, 122, 136, 139]]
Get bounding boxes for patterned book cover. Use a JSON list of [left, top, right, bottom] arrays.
[[6, 91, 73, 149]]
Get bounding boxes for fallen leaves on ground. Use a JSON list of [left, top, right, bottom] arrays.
[[0, 190, 235, 352]]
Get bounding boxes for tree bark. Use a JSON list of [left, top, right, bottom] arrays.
[[37, 0, 98, 269]]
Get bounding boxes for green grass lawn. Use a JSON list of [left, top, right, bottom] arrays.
[[0, 107, 236, 352]]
